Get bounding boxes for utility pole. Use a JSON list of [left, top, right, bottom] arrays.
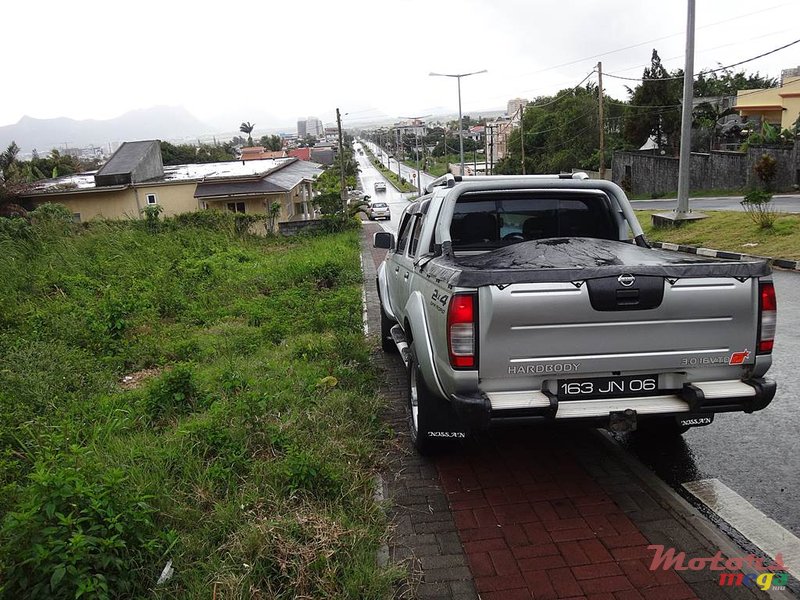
[[336, 108, 346, 212], [652, 0, 705, 227], [519, 105, 526, 175], [597, 61, 606, 180], [484, 126, 489, 175], [676, 0, 695, 216], [416, 128, 421, 194], [490, 125, 495, 175]]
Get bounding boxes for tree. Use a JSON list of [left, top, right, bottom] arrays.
[[692, 101, 737, 151], [258, 134, 283, 151], [494, 83, 625, 175], [623, 50, 683, 154], [694, 68, 777, 97], [0, 142, 20, 179], [239, 121, 255, 146], [160, 141, 236, 165]]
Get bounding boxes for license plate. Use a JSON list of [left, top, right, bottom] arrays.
[[557, 374, 660, 400]]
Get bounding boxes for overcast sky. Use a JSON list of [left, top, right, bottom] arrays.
[[4, 0, 799, 132]]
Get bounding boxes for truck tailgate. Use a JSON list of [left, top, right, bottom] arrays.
[[477, 275, 758, 387]]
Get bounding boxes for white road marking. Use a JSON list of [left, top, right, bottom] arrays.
[[359, 254, 369, 335], [682, 478, 800, 579]]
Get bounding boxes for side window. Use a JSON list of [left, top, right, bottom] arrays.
[[396, 214, 414, 254], [408, 216, 425, 258]]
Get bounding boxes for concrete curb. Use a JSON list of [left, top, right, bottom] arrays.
[[650, 241, 800, 271], [592, 430, 797, 600]]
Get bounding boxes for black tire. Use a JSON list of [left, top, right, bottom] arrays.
[[380, 303, 396, 353], [407, 344, 439, 455]]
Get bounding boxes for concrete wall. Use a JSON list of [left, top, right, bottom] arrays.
[[710, 151, 747, 189], [746, 145, 797, 190], [613, 143, 799, 196], [137, 183, 199, 216], [278, 218, 325, 236], [31, 189, 139, 222]]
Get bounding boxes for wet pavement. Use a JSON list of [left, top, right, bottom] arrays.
[[355, 141, 414, 234], [630, 195, 800, 213], [614, 269, 800, 536]]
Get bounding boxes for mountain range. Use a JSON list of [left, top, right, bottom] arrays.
[[0, 106, 215, 155]]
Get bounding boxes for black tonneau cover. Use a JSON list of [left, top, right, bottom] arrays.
[[424, 238, 770, 287]]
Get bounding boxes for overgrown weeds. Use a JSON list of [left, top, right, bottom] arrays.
[[0, 212, 395, 598]]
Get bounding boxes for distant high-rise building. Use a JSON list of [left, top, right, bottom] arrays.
[[306, 117, 324, 138], [297, 119, 307, 138], [506, 98, 528, 118]]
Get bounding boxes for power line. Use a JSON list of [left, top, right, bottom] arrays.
[[504, 2, 793, 81], [604, 38, 800, 82]]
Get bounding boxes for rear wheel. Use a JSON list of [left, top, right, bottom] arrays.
[[407, 344, 437, 455], [379, 304, 396, 353]]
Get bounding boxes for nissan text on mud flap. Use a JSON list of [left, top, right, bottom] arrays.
[[373, 173, 777, 454]]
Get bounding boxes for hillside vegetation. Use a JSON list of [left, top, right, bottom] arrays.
[[0, 208, 396, 598]]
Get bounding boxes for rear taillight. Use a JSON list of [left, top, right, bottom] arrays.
[[447, 293, 477, 369], [758, 281, 776, 354]]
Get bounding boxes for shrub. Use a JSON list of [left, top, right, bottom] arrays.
[[754, 153, 777, 192], [741, 189, 778, 229], [140, 204, 163, 232], [0, 461, 173, 600], [142, 364, 201, 422]]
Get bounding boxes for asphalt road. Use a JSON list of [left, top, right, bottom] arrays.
[[360, 140, 436, 194], [354, 142, 413, 233], [631, 194, 800, 213], [613, 268, 800, 536]]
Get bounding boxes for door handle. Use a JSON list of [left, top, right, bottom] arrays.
[[403, 272, 409, 280]]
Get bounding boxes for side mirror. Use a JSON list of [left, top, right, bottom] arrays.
[[374, 231, 395, 250]]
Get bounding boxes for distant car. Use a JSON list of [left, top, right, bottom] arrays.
[[374, 181, 387, 192], [367, 201, 391, 221]]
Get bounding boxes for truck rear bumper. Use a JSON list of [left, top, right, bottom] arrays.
[[451, 378, 776, 430]]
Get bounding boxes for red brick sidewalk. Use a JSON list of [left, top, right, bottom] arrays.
[[438, 431, 696, 600]]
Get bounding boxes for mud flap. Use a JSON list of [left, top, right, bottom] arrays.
[[447, 394, 491, 435], [425, 394, 470, 440]]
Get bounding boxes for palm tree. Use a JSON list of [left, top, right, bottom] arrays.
[[239, 122, 256, 146], [693, 102, 736, 151]]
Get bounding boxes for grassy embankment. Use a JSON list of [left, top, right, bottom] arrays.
[[361, 147, 415, 193], [635, 210, 800, 261], [0, 210, 398, 599]]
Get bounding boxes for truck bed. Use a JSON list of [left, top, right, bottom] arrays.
[[424, 237, 770, 287]]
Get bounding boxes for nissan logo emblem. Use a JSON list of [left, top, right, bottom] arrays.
[[618, 274, 636, 287]]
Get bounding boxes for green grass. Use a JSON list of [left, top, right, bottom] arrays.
[[636, 209, 800, 260], [410, 154, 461, 178], [0, 210, 400, 598]]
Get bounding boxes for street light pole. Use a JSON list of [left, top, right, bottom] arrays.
[[429, 70, 487, 176], [676, 0, 696, 216], [400, 115, 430, 195]]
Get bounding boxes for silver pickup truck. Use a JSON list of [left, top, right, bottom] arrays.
[[374, 174, 777, 453]]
